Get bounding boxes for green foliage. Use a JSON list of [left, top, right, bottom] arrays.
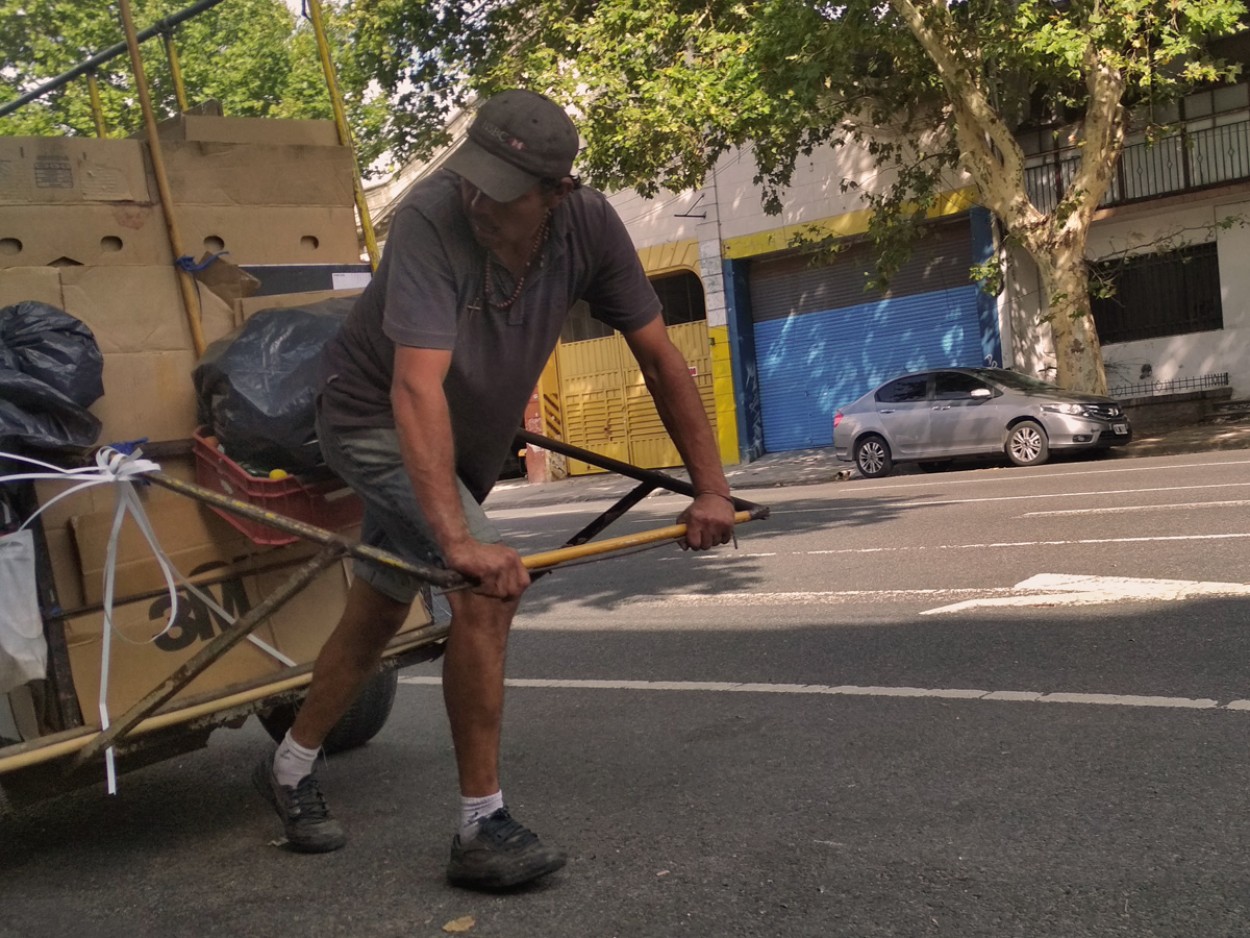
[[343, 0, 1245, 287], [0, 0, 332, 138]]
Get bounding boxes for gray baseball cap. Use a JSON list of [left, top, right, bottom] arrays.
[[444, 90, 579, 203]]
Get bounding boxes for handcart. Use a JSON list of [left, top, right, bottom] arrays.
[[0, 431, 767, 807]]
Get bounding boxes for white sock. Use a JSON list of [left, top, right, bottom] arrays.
[[458, 791, 504, 838], [273, 731, 320, 788]]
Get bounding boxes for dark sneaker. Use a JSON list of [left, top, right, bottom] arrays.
[[447, 806, 567, 890], [252, 753, 346, 853]]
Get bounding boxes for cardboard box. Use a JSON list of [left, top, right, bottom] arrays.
[[65, 551, 431, 725], [33, 454, 200, 549], [71, 491, 261, 606], [193, 254, 261, 305], [155, 115, 341, 148], [0, 266, 64, 308], [92, 350, 203, 442], [179, 205, 362, 266], [64, 587, 287, 721], [42, 525, 85, 611], [246, 558, 432, 665], [0, 137, 152, 205], [235, 287, 363, 322], [59, 265, 236, 354], [0, 204, 173, 268], [158, 141, 356, 207]]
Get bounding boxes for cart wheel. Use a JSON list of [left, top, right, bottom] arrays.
[[258, 668, 398, 755]]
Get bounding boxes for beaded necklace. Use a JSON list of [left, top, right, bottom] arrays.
[[483, 212, 552, 312]]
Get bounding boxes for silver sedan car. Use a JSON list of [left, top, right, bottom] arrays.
[[833, 367, 1132, 478]]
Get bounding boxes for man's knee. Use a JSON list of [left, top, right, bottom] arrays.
[[342, 578, 414, 641], [447, 593, 518, 641]]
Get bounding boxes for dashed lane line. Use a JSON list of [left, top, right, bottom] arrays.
[[1022, 499, 1250, 517], [398, 675, 1250, 712]]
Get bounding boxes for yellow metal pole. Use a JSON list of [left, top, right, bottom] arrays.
[[304, 0, 380, 269], [520, 511, 756, 572], [0, 626, 447, 776], [163, 31, 190, 112], [117, 0, 208, 357], [86, 72, 108, 138]]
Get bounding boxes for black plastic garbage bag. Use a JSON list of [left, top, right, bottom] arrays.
[[193, 296, 354, 473], [0, 301, 105, 407], [0, 301, 104, 451]]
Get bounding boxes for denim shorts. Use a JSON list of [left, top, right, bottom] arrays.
[[316, 413, 501, 604]]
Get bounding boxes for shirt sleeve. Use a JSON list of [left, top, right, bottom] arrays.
[[380, 204, 460, 350], [580, 191, 662, 333]]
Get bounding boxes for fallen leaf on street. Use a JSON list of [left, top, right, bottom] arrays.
[[443, 916, 476, 933]]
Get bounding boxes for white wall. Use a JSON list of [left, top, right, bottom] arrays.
[[1085, 195, 1250, 398], [608, 139, 906, 250]]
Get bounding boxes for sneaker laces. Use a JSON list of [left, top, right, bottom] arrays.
[[287, 775, 332, 820], [479, 808, 537, 848]]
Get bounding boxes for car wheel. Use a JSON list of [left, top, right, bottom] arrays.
[[917, 460, 953, 473], [258, 668, 398, 755], [854, 434, 893, 478], [1006, 420, 1049, 467]]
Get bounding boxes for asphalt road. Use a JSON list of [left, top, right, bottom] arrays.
[[3, 451, 1250, 938]]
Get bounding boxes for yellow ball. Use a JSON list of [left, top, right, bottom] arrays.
[[268, 468, 289, 481]]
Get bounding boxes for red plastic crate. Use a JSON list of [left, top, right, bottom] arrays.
[[193, 427, 363, 546]]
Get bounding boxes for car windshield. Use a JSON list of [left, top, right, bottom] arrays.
[[984, 370, 1061, 393]]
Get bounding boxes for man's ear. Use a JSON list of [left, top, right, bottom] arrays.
[[547, 176, 575, 206]]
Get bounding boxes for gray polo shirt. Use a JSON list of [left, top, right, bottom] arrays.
[[320, 169, 661, 501]]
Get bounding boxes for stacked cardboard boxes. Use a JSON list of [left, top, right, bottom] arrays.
[[0, 120, 423, 743]]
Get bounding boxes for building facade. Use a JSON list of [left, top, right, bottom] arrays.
[[368, 82, 1250, 475]]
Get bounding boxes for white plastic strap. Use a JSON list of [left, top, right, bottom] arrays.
[[2, 448, 174, 793], [2, 448, 299, 793]]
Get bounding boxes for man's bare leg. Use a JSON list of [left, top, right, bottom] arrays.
[[441, 589, 567, 888], [441, 589, 518, 797], [254, 576, 409, 853], [291, 577, 412, 748]]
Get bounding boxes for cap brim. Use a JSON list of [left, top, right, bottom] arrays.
[[444, 139, 541, 203]]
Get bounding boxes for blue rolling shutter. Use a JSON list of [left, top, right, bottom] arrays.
[[748, 221, 990, 453]]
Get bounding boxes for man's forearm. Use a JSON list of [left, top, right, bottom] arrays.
[[392, 380, 474, 553]]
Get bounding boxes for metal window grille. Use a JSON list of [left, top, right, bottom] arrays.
[[1090, 242, 1223, 345], [1024, 120, 1250, 213], [1109, 372, 1229, 399]]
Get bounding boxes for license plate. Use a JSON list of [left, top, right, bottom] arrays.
[[1113, 423, 1128, 435]]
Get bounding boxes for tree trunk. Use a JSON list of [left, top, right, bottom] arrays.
[[1031, 245, 1108, 395]]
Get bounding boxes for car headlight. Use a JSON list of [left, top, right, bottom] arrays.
[[1042, 402, 1086, 416]]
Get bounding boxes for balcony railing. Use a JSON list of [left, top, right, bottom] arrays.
[[1024, 119, 1250, 214]]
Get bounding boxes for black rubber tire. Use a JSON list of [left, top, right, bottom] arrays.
[[1006, 420, 1050, 467], [854, 434, 893, 478], [258, 668, 398, 755]]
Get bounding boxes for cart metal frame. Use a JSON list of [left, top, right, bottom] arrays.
[[0, 433, 766, 803]]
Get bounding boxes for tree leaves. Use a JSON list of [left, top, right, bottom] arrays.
[[0, 0, 332, 138]]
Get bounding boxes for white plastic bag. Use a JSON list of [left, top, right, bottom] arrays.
[[0, 529, 47, 694]]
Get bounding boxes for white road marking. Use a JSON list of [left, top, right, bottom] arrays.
[[398, 675, 1243, 712], [623, 588, 1025, 607], [921, 573, 1250, 615], [594, 575, 1250, 613], [1023, 499, 1250, 517], [735, 532, 1250, 559], [765, 482, 1250, 514], [843, 458, 1250, 494]]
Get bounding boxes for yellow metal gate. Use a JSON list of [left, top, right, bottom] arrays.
[[556, 321, 716, 475]]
